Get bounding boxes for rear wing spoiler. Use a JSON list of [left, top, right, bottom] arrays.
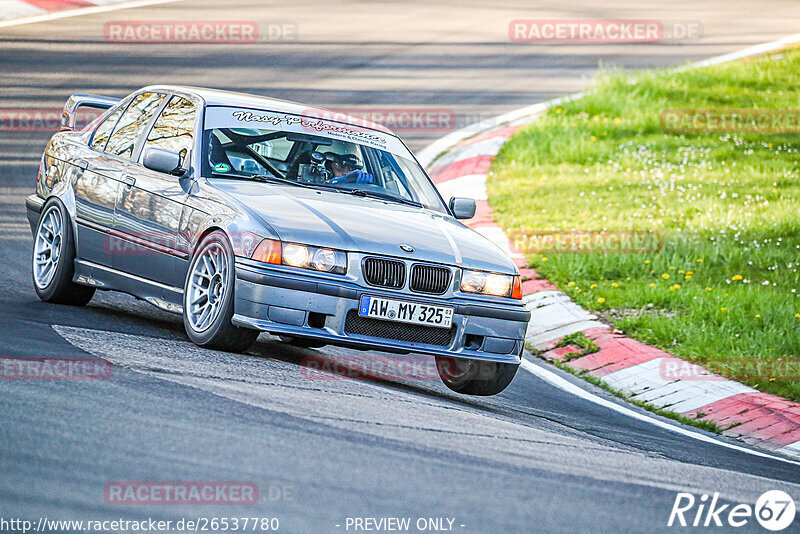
[[61, 94, 120, 131]]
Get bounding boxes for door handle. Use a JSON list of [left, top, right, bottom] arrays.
[[122, 174, 136, 188]]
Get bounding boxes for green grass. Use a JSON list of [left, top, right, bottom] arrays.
[[555, 331, 599, 361], [490, 47, 800, 402]]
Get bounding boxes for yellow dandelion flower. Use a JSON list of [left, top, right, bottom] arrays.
[[720, 307, 727, 312], [597, 297, 605, 303], [556, 108, 562, 114], [649, 283, 656, 287], [614, 117, 621, 124], [679, 270, 685, 274], [590, 136, 597, 141], [755, 314, 761, 318], [662, 273, 670, 279], [626, 277, 631, 281], [645, 260, 651, 264], [769, 377, 776, 382], [767, 143, 773, 148], [590, 284, 597, 289], [795, 314, 800, 318], [611, 283, 619, 288], [541, 257, 548, 262], [577, 289, 582, 293], [567, 281, 575, 286], [732, 275, 743, 281], [697, 259, 703, 263], [669, 266, 676, 270], [685, 275, 692, 280], [706, 287, 712, 291]]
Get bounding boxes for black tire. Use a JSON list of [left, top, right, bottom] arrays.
[[435, 355, 518, 396], [279, 336, 327, 349], [32, 199, 95, 306], [183, 231, 259, 353]]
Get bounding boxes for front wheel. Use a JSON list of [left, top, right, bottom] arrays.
[[32, 199, 95, 306], [183, 231, 259, 353], [435, 355, 518, 396]]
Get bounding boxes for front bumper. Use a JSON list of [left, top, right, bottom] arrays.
[[232, 259, 530, 364]]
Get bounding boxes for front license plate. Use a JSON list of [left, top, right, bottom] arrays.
[[359, 295, 453, 329]]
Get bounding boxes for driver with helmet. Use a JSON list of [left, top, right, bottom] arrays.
[[324, 152, 374, 184]]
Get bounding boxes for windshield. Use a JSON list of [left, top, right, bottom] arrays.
[[201, 106, 447, 213]]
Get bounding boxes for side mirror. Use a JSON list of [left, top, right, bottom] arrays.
[[449, 197, 476, 220], [142, 148, 186, 176]]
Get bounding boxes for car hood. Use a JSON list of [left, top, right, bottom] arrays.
[[211, 180, 517, 274]]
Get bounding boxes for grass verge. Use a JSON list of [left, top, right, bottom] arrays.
[[491, 46, 800, 401]]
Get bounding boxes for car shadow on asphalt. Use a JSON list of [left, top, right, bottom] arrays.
[[245, 337, 515, 416], [31, 287, 514, 416]]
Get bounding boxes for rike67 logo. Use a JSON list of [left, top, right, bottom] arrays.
[[668, 490, 796, 531]]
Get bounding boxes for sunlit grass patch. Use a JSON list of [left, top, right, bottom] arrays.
[[490, 47, 800, 401]]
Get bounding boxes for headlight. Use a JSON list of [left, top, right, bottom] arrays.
[[283, 243, 310, 267], [460, 269, 522, 299], [250, 239, 347, 274], [461, 270, 486, 293], [312, 248, 338, 272]]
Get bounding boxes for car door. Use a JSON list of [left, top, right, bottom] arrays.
[[89, 92, 167, 271], [71, 101, 129, 266], [113, 94, 198, 289]]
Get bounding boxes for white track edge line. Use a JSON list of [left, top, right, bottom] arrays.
[[519, 359, 800, 465], [0, 0, 183, 29]]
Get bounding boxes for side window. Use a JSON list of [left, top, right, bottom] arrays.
[[90, 106, 125, 151], [141, 96, 197, 169], [105, 92, 165, 159]]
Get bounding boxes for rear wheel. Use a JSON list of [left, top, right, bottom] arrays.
[[435, 355, 518, 396], [183, 231, 259, 353], [32, 199, 95, 306]]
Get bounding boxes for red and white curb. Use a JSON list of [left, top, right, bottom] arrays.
[[423, 34, 800, 460], [0, 0, 180, 27]]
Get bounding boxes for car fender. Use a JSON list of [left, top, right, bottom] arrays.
[[40, 136, 82, 241], [186, 211, 277, 261]]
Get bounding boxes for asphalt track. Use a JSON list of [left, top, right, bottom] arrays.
[[2, 1, 800, 532]]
